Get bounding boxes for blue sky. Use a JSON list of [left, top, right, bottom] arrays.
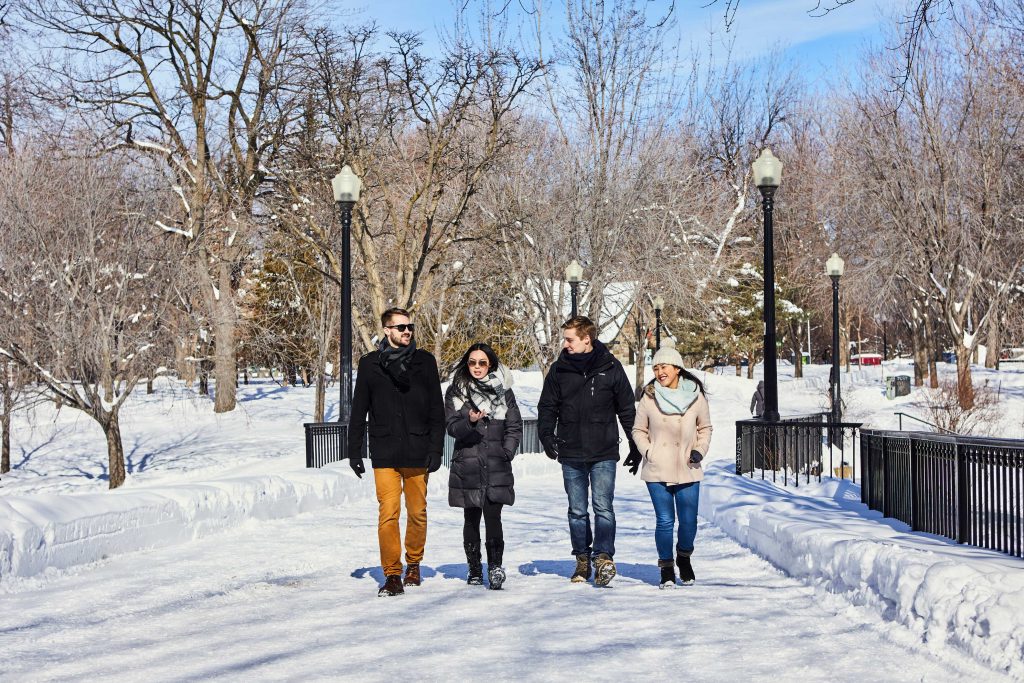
[[344, 0, 899, 86]]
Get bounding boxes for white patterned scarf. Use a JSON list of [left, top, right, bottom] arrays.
[[451, 364, 512, 420]]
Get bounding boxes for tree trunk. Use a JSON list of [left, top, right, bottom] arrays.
[[176, 335, 197, 384], [199, 360, 210, 396], [1, 381, 11, 474], [912, 320, 926, 387], [313, 369, 326, 422], [146, 375, 154, 394], [735, 355, 742, 377], [985, 313, 1001, 369], [926, 315, 939, 389], [955, 345, 975, 410], [212, 314, 237, 413], [104, 412, 127, 489]]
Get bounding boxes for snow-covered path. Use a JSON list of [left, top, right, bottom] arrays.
[[0, 471, 1002, 681]]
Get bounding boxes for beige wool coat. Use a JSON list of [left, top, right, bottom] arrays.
[[631, 383, 713, 485]]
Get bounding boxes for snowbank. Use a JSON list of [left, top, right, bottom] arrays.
[[0, 457, 558, 585], [699, 461, 1024, 679], [0, 465, 379, 582]]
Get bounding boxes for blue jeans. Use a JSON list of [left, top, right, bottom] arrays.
[[646, 481, 700, 560], [561, 460, 616, 558]]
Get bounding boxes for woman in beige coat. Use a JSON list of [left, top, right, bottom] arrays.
[[631, 342, 712, 588]]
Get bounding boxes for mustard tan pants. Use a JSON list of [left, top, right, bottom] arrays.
[[373, 467, 428, 576]]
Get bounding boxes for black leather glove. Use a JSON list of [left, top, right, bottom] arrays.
[[349, 456, 366, 479], [541, 436, 562, 460], [689, 450, 704, 464], [623, 443, 643, 475], [427, 454, 442, 473]]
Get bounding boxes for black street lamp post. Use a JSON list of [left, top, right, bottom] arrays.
[[653, 294, 664, 351], [565, 260, 583, 318], [826, 252, 845, 427], [331, 166, 362, 459], [752, 149, 783, 422]]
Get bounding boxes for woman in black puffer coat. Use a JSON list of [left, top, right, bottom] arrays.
[[445, 342, 522, 590]]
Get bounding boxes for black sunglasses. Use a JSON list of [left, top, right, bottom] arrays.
[[385, 323, 415, 332]]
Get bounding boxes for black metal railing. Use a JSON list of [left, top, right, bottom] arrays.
[[893, 411, 956, 433], [304, 418, 543, 469], [735, 413, 863, 487], [860, 430, 1024, 558]]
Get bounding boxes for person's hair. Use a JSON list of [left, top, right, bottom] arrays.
[[561, 316, 598, 344], [381, 307, 411, 327], [452, 342, 501, 398], [647, 368, 708, 396]]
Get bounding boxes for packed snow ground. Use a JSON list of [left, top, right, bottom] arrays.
[[0, 463, 1008, 681], [1, 360, 1023, 679]]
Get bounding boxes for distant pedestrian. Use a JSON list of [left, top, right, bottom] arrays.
[[632, 341, 713, 588], [538, 315, 641, 587], [444, 343, 523, 590], [348, 308, 445, 597], [750, 380, 765, 418]]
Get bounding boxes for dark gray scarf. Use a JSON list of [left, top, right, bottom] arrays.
[[378, 338, 416, 387]]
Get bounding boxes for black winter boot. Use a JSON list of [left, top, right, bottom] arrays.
[[485, 540, 506, 590], [677, 551, 695, 585], [465, 542, 484, 585], [658, 559, 676, 589]]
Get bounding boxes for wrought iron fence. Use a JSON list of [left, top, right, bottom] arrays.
[[304, 418, 542, 469], [735, 413, 863, 487], [861, 430, 1024, 558]]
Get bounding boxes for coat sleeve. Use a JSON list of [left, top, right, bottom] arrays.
[[537, 368, 560, 443], [693, 393, 713, 456], [502, 389, 523, 459], [347, 355, 370, 460], [444, 384, 484, 443], [426, 354, 446, 465], [612, 362, 637, 443], [631, 396, 652, 456]]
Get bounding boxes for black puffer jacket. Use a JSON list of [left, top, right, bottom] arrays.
[[537, 340, 636, 462], [348, 348, 445, 469], [445, 385, 523, 508]]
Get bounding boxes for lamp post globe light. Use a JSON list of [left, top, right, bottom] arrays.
[[826, 252, 845, 428], [653, 294, 665, 351], [565, 259, 583, 318], [752, 148, 782, 422], [331, 165, 362, 458]]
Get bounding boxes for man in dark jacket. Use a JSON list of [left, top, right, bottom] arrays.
[[348, 307, 445, 597], [537, 316, 640, 586]]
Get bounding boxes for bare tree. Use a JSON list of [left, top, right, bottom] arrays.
[[0, 153, 180, 488], [21, 0, 312, 412]]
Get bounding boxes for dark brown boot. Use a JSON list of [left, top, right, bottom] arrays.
[[378, 574, 405, 597], [403, 563, 421, 587]]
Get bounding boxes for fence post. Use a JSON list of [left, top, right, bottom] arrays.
[[735, 430, 743, 476], [956, 442, 969, 545], [908, 435, 918, 531], [880, 434, 889, 518]]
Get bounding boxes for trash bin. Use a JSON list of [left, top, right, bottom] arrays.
[[884, 376, 896, 400], [894, 375, 911, 397]]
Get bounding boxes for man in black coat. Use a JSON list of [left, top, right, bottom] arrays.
[[348, 307, 445, 597], [537, 315, 640, 587]]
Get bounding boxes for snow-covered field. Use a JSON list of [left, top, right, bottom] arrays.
[[1, 361, 1023, 680]]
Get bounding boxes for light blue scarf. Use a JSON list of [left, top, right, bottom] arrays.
[[654, 379, 699, 415]]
